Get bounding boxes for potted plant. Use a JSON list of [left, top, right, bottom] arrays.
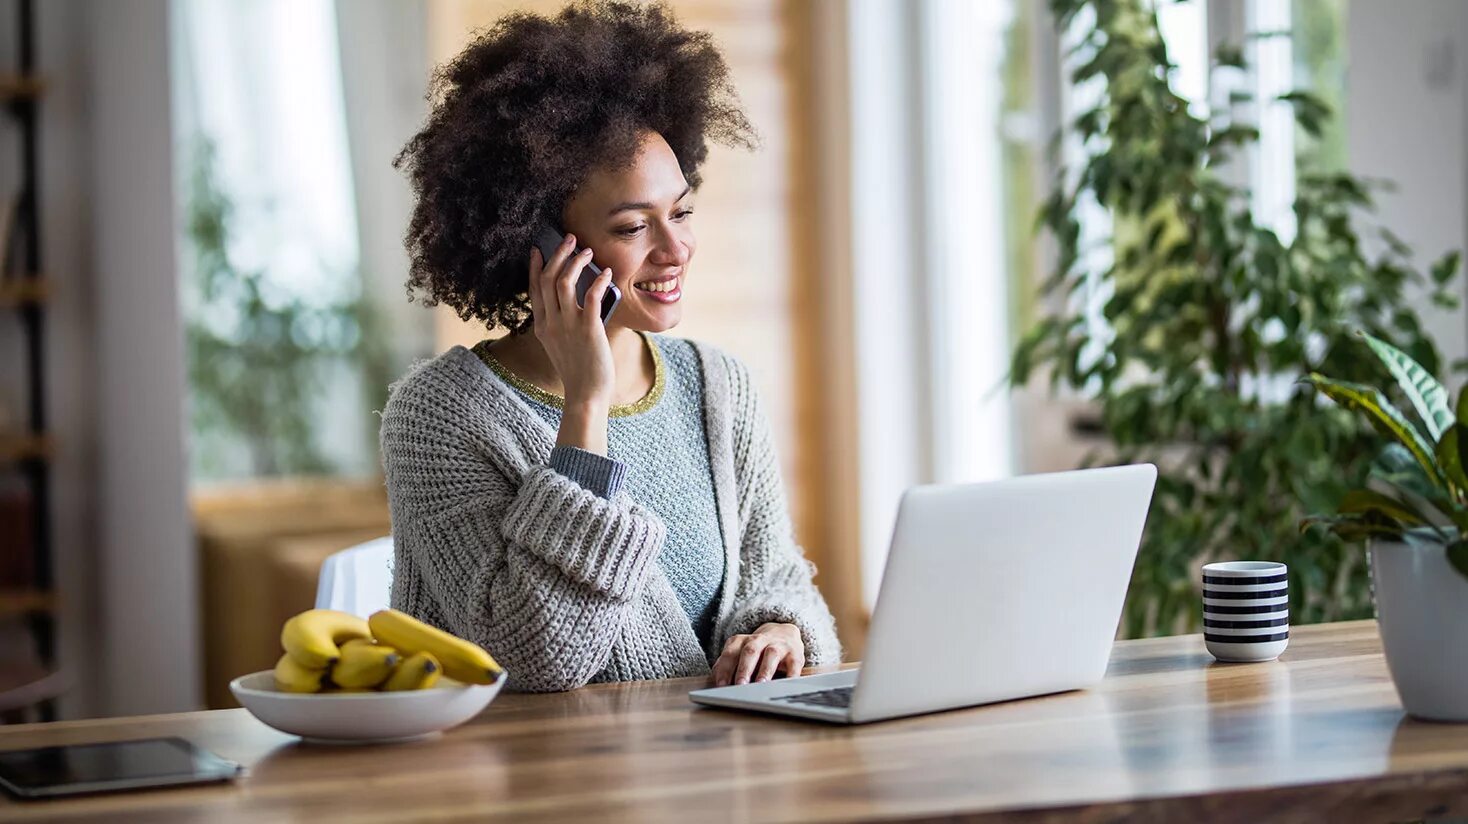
[[1306, 334, 1468, 722], [1011, 0, 1462, 639]]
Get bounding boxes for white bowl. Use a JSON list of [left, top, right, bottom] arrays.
[[229, 670, 505, 744]]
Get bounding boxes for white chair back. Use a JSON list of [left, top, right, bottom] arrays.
[[314, 536, 394, 617]]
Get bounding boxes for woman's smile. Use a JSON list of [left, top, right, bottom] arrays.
[[633, 273, 682, 303]]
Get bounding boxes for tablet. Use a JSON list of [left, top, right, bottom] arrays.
[[0, 737, 242, 799]]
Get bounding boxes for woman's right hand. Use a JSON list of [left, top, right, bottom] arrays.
[[528, 233, 617, 409]]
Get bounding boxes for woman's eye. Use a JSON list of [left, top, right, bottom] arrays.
[[614, 210, 692, 237]]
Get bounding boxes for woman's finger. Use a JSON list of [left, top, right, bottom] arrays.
[[528, 246, 547, 327], [540, 232, 576, 314], [753, 645, 784, 683], [784, 650, 806, 679], [716, 658, 737, 687], [734, 637, 768, 685], [558, 247, 593, 314], [711, 650, 739, 687], [581, 268, 612, 325], [710, 637, 741, 686]]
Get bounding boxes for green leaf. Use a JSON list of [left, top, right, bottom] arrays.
[[1371, 445, 1468, 531], [1278, 91, 1332, 138], [1436, 425, 1468, 497], [1207, 126, 1260, 159], [1306, 373, 1444, 487], [1431, 250, 1461, 286], [1214, 44, 1245, 69], [1375, 442, 1424, 478], [1338, 488, 1427, 527], [1300, 512, 1405, 543], [1448, 540, 1468, 581], [1359, 332, 1453, 441]]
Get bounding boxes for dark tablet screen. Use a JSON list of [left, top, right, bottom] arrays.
[[0, 737, 241, 799]]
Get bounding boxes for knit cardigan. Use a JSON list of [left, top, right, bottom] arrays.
[[379, 338, 842, 692]]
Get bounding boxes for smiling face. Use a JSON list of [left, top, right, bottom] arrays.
[[561, 129, 696, 333]]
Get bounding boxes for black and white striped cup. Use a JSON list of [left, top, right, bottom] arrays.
[[1202, 561, 1289, 662]]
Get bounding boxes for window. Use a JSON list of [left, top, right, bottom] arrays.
[[171, 0, 393, 482], [918, 0, 1015, 488], [1290, 0, 1349, 173]]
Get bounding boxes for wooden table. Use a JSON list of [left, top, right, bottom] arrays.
[[1, 620, 1466, 822]]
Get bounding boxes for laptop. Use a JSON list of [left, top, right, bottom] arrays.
[[689, 464, 1157, 724]]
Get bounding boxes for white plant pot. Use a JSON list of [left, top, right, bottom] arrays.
[[1369, 539, 1468, 722]]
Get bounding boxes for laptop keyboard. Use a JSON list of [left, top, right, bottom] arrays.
[[772, 686, 853, 709]]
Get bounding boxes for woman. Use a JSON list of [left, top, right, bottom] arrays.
[[382, 0, 841, 693]]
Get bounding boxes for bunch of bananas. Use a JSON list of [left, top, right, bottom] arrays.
[[273, 608, 503, 694]]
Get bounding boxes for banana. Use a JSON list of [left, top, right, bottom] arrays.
[[383, 651, 442, 691], [330, 639, 400, 688], [281, 609, 372, 669], [274, 653, 327, 693], [368, 609, 503, 685]]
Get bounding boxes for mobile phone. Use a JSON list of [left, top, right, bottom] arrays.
[[0, 737, 242, 799], [534, 223, 621, 323]]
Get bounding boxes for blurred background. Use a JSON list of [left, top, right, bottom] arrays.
[[0, 0, 1462, 720]]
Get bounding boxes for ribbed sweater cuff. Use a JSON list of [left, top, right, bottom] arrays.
[[726, 594, 843, 667], [548, 446, 628, 499], [500, 465, 665, 600]]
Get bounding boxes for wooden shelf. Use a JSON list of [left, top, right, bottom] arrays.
[[0, 74, 44, 103], [0, 588, 55, 617], [0, 433, 50, 464], [6, 5, 57, 721], [0, 277, 49, 308]]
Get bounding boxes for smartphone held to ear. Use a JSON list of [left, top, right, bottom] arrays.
[[535, 224, 621, 323]]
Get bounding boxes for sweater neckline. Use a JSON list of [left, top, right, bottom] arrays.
[[470, 330, 666, 418]]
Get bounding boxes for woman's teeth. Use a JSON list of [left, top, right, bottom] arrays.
[[635, 279, 678, 293]]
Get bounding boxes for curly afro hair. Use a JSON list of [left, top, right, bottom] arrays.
[[394, 0, 758, 333]]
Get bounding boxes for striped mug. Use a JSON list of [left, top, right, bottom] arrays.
[[1201, 561, 1289, 662]]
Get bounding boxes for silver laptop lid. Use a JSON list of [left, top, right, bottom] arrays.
[[849, 464, 1156, 723]]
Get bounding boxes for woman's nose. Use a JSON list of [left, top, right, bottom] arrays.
[[651, 225, 692, 266]]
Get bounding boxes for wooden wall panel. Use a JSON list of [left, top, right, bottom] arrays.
[[425, 0, 863, 656]]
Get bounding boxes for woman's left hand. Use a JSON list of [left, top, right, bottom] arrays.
[[711, 622, 805, 686]]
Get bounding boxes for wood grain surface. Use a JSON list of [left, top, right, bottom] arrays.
[[1, 620, 1465, 822]]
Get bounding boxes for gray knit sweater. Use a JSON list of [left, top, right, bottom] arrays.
[[475, 334, 727, 650], [380, 336, 842, 692]]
